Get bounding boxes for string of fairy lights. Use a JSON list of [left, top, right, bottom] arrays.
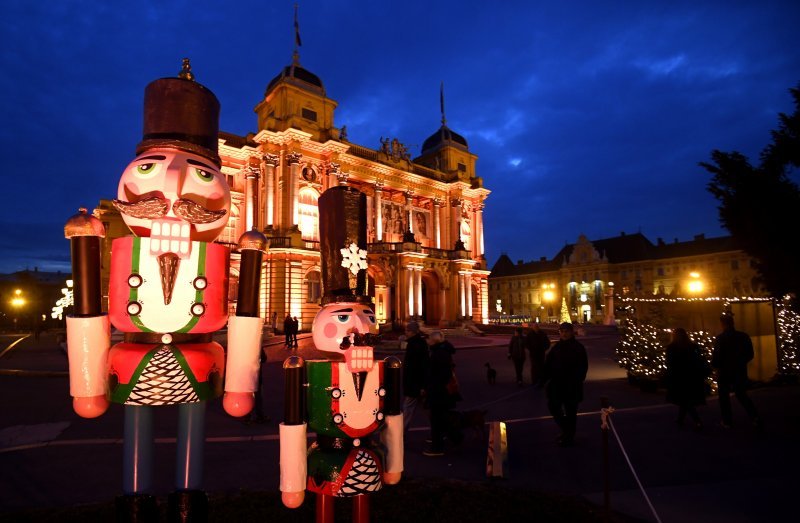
[[615, 295, 799, 384]]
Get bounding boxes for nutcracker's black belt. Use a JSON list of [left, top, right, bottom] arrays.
[[317, 434, 357, 451], [123, 332, 213, 344]]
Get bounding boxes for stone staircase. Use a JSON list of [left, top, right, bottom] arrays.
[[420, 321, 484, 338]]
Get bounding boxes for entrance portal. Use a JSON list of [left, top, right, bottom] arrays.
[[421, 271, 441, 326]]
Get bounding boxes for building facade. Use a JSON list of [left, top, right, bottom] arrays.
[[489, 232, 766, 325], [97, 54, 491, 331]]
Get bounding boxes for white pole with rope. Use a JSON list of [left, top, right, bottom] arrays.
[[601, 402, 663, 523]]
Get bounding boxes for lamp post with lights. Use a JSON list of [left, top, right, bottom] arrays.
[[10, 289, 25, 332]]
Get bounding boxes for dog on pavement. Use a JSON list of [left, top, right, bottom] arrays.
[[485, 363, 497, 385]]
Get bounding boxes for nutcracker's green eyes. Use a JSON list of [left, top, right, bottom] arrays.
[[137, 163, 155, 175], [336, 315, 349, 323], [194, 168, 215, 183]]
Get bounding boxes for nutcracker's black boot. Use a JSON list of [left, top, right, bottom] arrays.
[[168, 489, 208, 523], [115, 493, 159, 523]]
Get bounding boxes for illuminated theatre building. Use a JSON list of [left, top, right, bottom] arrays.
[[97, 57, 490, 331]]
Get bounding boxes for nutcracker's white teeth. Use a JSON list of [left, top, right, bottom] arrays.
[[345, 347, 374, 372], [149, 219, 192, 258]]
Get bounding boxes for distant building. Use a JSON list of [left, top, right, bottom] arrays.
[[489, 232, 766, 324], [0, 268, 70, 330], [95, 52, 491, 330]]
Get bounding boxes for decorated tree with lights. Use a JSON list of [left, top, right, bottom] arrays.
[[702, 84, 800, 303], [616, 322, 667, 383], [559, 298, 571, 323]]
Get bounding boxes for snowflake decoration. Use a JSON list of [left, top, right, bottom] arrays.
[[340, 242, 368, 275]]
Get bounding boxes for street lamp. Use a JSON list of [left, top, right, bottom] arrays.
[[11, 289, 25, 331], [542, 283, 556, 322]]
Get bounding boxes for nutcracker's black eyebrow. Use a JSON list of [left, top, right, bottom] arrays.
[[186, 158, 215, 171], [332, 308, 353, 313], [138, 155, 166, 161]]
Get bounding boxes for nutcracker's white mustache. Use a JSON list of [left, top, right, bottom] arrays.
[[113, 195, 227, 224]]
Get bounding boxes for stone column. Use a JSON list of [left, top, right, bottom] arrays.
[[476, 202, 485, 258], [432, 197, 442, 249], [450, 198, 461, 248], [286, 153, 302, 226], [407, 265, 415, 317], [439, 284, 447, 326], [331, 163, 349, 186], [458, 272, 466, 318], [415, 268, 423, 320], [404, 191, 414, 234], [480, 279, 489, 325], [262, 154, 279, 228], [374, 182, 384, 242], [244, 165, 260, 232], [465, 272, 473, 319]]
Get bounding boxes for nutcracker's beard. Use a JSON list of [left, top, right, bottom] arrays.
[[113, 195, 227, 224]]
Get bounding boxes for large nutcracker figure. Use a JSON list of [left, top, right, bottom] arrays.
[[280, 185, 404, 523], [64, 60, 264, 522]]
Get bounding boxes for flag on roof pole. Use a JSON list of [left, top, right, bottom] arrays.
[[294, 4, 302, 47], [440, 81, 446, 125]]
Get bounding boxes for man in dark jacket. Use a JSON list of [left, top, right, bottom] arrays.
[[544, 322, 588, 446], [526, 323, 551, 386], [712, 313, 760, 428], [424, 330, 456, 456], [402, 321, 429, 433], [283, 313, 293, 348]]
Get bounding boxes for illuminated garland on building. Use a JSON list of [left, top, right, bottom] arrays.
[[776, 299, 800, 375], [615, 295, 800, 382]]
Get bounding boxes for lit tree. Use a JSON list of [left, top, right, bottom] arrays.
[[702, 84, 800, 302], [559, 298, 571, 323]]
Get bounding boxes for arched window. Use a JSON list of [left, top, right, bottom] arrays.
[[305, 270, 321, 303], [219, 204, 240, 245], [298, 188, 320, 242]]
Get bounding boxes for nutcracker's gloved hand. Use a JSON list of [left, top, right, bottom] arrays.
[[223, 391, 254, 417]]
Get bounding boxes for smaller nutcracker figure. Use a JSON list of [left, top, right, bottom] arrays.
[[280, 185, 403, 523], [64, 60, 265, 522]]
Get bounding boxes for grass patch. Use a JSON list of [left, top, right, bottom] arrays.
[[5, 478, 643, 522]]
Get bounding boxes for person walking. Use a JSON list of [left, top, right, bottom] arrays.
[[712, 313, 761, 429], [665, 328, 708, 430], [291, 316, 299, 348], [424, 330, 456, 457], [526, 323, 550, 386], [283, 313, 293, 349], [508, 328, 527, 386], [543, 322, 588, 446], [402, 321, 429, 433]]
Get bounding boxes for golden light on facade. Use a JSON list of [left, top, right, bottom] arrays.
[[542, 282, 556, 303], [688, 272, 704, 294]]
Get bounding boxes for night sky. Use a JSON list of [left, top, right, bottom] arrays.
[[1, 0, 798, 274]]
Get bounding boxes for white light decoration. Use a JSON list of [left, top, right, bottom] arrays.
[[51, 280, 74, 321]]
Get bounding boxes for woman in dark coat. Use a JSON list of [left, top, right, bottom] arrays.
[[508, 328, 527, 386], [665, 328, 708, 429]]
